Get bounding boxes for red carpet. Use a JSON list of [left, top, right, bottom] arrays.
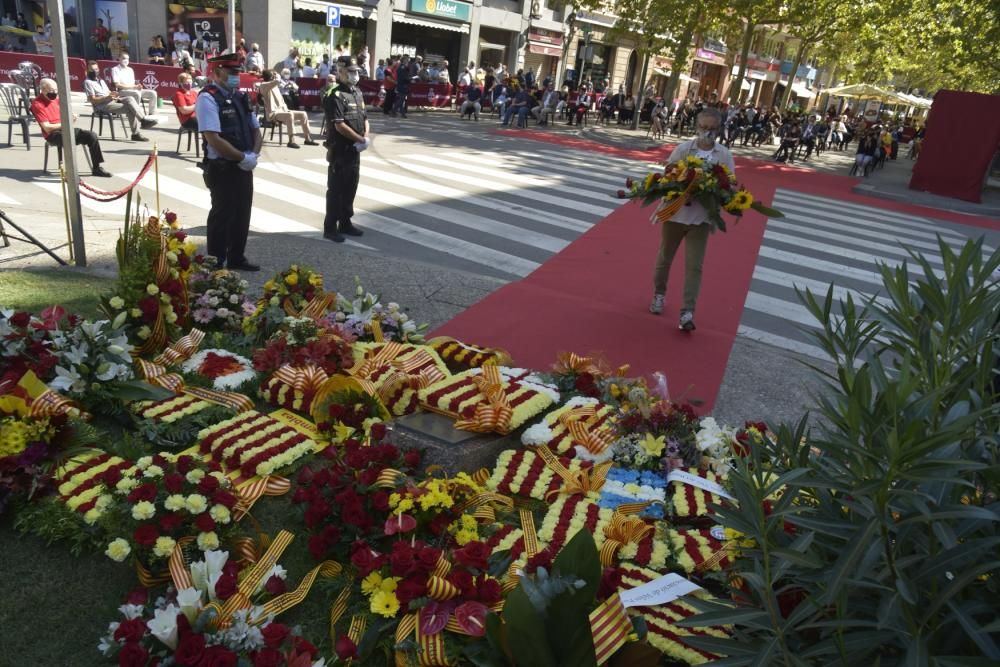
[[435, 133, 1000, 412]]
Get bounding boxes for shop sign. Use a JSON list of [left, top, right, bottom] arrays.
[[527, 28, 562, 46], [695, 49, 719, 62], [408, 0, 471, 22], [702, 37, 727, 55], [575, 10, 616, 28], [528, 42, 561, 57]]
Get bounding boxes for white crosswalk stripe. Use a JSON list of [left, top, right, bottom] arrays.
[[742, 188, 1000, 359], [0, 191, 21, 206]]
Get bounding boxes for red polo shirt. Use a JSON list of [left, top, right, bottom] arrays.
[[30, 94, 61, 138], [171, 88, 198, 123]]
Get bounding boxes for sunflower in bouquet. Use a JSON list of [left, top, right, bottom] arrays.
[[243, 264, 328, 342], [618, 155, 783, 232], [309, 376, 391, 444]]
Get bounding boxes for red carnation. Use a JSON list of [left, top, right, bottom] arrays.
[[308, 534, 330, 561], [8, 311, 31, 328], [616, 189, 627, 198], [198, 646, 238, 667], [127, 483, 158, 503], [174, 633, 206, 667], [175, 456, 195, 474], [101, 466, 123, 487], [264, 574, 287, 595], [116, 642, 149, 667], [163, 473, 185, 494], [133, 524, 159, 547], [403, 449, 422, 470], [198, 474, 220, 495], [159, 512, 184, 533], [369, 422, 387, 442], [138, 296, 160, 323], [195, 514, 216, 533], [214, 572, 238, 601], [212, 489, 238, 508], [395, 574, 429, 606], [474, 575, 502, 606], [173, 230, 187, 242]]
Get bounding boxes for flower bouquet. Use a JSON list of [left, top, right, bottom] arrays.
[[521, 396, 616, 462], [98, 549, 325, 667], [0, 307, 73, 389], [187, 263, 254, 334], [327, 277, 427, 343], [612, 401, 703, 473], [293, 427, 424, 560], [252, 317, 355, 377], [98, 453, 242, 571], [244, 264, 329, 342], [426, 335, 512, 373], [617, 156, 783, 232], [103, 211, 199, 351], [309, 375, 391, 444], [181, 349, 257, 392]]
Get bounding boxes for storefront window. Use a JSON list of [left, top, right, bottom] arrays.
[[575, 40, 611, 87], [166, 3, 243, 56], [291, 8, 366, 63]]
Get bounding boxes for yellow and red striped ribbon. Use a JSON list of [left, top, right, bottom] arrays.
[[328, 584, 353, 639], [271, 363, 329, 393], [654, 180, 697, 224], [183, 386, 255, 413], [453, 365, 514, 434], [135, 559, 172, 588], [251, 559, 342, 623], [558, 405, 613, 455], [589, 592, 631, 664], [417, 612, 449, 666], [135, 358, 185, 393], [598, 512, 654, 567], [426, 575, 460, 601], [536, 445, 612, 500], [154, 328, 205, 366], [234, 475, 291, 519], [367, 318, 385, 343], [207, 530, 295, 629], [168, 536, 195, 590], [519, 508, 539, 558], [374, 468, 407, 489]]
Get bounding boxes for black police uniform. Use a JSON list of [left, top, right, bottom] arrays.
[[323, 74, 367, 239], [199, 83, 256, 268]]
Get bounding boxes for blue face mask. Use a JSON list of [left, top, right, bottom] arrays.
[[226, 74, 240, 89]]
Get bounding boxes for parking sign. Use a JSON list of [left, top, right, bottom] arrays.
[[327, 6, 341, 27]]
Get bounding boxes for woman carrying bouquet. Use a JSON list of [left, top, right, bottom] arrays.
[[649, 107, 735, 332]]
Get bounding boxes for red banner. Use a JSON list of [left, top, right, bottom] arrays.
[[96, 59, 191, 101], [0, 50, 87, 92], [307, 80, 454, 109]]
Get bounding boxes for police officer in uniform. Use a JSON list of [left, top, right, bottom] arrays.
[[195, 53, 262, 271], [323, 56, 369, 243]]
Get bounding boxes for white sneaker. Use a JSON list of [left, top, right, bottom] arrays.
[[649, 294, 664, 314], [679, 310, 696, 331]]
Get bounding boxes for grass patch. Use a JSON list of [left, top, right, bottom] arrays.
[[0, 269, 113, 319]]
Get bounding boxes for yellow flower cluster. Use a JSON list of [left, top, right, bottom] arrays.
[[449, 514, 480, 546], [724, 190, 754, 212], [362, 572, 402, 617], [0, 416, 55, 458]]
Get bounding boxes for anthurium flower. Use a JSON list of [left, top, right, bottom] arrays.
[[418, 600, 452, 635], [454, 601, 489, 637], [385, 513, 417, 535]]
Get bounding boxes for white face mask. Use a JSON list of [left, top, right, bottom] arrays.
[[697, 128, 718, 142], [347, 72, 360, 85], [281, 72, 290, 80]]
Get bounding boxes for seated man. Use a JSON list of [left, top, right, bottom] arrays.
[[111, 54, 158, 115], [83, 60, 157, 141], [172, 71, 198, 130], [278, 68, 300, 110], [31, 78, 111, 177], [461, 83, 482, 120], [618, 92, 636, 123], [534, 84, 558, 126], [567, 86, 593, 126], [259, 69, 318, 148], [502, 86, 531, 126]]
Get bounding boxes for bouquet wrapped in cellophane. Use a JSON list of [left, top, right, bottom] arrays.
[[617, 155, 783, 232]]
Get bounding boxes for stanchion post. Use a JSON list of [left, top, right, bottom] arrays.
[[153, 144, 161, 215], [59, 166, 75, 263]]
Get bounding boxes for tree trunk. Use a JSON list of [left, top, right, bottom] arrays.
[[780, 38, 808, 111], [730, 20, 756, 106], [664, 14, 698, 109], [631, 50, 651, 130]]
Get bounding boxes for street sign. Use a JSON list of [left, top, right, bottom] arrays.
[[327, 5, 341, 27]]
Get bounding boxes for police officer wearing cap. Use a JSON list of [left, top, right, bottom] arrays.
[[323, 56, 369, 243], [195, 52, 263, 271]]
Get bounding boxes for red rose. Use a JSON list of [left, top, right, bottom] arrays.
[[350, 546, 384, 577], [178, 253, 191, 271], [371, 490, 390, 512], [369, 422, 387, 441], [625, 177, 634, 189], [296, 466, 315, 485], [214, 573, 238, 601], [174, 633, 206, 667], [198, 645, 238, 667], [616, 189, 626, 198], [163, 473, 185, 493], [448, 569, 475, 598], [195, 514, 216, 533], [251, 647, 282, 667], [335, 635, 358, 661], [342, 501, 372, 530], [260, 622, 291, 649], [344, 448, 367, 469], [417, 546, 443, 573], [127, 483, 158, 503], [174, 230, 187, 242], [390, 541, 418, 577], [139, 296, 160, 322], [159, 512, 184, 533], [395, 574, 428, 606], [126, 589, 148, 605], [358, 468, 380, 487], [428, 513, 453, 536], [293, 636, 318, 657], [9, 311, 31, 328], [133, 524, 159, 548], [320, 524, 342, 545], [474, 575, 502, 606], [113, 617, 148, 643], [164, 211, 177, 223], [117, 642, 148, 667], [264, 575, 287, 595], [454, 541, 491, 571], [403, 450, 422, 470], [308, 534, 330, 561]]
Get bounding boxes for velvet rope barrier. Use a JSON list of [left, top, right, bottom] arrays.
[[77, 152, 157, 202]]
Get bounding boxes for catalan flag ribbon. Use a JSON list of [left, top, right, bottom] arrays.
[[589, 592, 632, 665]]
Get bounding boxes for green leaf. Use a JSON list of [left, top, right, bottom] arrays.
[[945, 600, 1000, 658], [676, 607, 769, 627], [109, 380, 175, 402], [819, 518, 880, 605]]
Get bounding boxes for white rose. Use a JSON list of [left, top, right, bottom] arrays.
[[146, 284, 159, 296], [109, 296, 125, 309]]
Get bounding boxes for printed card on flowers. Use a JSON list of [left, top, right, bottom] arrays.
[[668, 468, 729, 523], [521, 396, 616, 462], [195, 410, 321, 483], [418, 366, 559, 435], [617, 564, 730, 665]]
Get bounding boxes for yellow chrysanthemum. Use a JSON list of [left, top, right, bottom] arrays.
[[361, 571, 384, 595]]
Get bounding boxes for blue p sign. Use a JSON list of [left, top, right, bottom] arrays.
[[327, 5, 341, 27]]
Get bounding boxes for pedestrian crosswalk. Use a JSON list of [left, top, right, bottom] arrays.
[[739, 188, 1000, 359]]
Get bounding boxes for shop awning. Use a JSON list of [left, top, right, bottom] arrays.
[[652, 68, 699, 84], [528, 42, 561, 57], [738, 78, 751, 91], [478, 40, 507, 51], [393, 11, 469, 33], [731, 66, 766, 80], [293, 0, 378, 19], [779, 80, 815, 98]]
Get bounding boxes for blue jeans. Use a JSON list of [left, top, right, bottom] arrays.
[[393, 89, 409, 115], [503, 105, 528, 125]]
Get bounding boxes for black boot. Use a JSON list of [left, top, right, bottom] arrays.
[[339, 221, 364, 237]]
